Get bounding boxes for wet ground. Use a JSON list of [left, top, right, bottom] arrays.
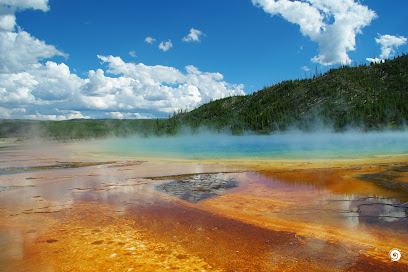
[[152, 173, 239, 203], [0, 142, 408, 271]]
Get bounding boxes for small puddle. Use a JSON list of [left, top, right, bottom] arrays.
[[342, 196, 408, 229], [249, 170, 408, 231]]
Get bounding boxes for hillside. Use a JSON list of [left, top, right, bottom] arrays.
[[171, 54, 408, 134], [1, 55, 408, 140]]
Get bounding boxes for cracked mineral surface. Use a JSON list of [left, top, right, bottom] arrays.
[[0, 142, 408, 271], [153, 173, 239, 203]]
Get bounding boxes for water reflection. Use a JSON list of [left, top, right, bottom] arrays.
[[249, 170, 408, 232], [91, 131, 408, 160], [346, 196, 408, 228], [1, 143, 408, 270], [0, 229, 24, 263]]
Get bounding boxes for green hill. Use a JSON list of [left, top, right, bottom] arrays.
[[1, 54, 407, 140], [171, 54, 408, 134]]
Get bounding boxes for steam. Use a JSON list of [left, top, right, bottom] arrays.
[[88, 129, 408, 160]]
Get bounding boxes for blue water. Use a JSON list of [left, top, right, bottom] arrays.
[[92, 131, 408, 160]]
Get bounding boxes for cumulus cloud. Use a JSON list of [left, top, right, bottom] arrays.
[[182, 28, 204, 42], [0, 0, 66, 73], [0, 1, 244, 120], [158, 40, 173, 52], [252, 0, 377, 65], [81, 55, 244, 113], [0, 13, 16, 31], [0, 30, 67, 73], [0, 60, 87, 120], [1, 53, 244, 119], [366, 34, 407, 63], [301, 66, 310, 72], [23, 110, 90, 121], [105, 112, 150, 119], [376, 34, 407, 59], [144, 36, 156, 44], [129, 50, 137, 57], [0, 0, 49, 11], [365, 57, 382, 64], [0, 0, 49, 31]]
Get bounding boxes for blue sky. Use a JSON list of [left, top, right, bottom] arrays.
[[1, 0, 407, 120]]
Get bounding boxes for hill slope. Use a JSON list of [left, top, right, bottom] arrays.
[[1, 55, 407, 140], [172, 54, 408, 134]]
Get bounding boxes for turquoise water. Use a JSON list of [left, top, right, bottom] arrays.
[[91, 131, 408, 160]]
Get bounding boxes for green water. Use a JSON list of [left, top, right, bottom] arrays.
[[87, 131, 408, 160]]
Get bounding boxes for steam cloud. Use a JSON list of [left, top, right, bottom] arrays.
[[94, 129, 408, 160]]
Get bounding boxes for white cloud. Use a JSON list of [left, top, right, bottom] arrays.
[[0, 0, 66, 74], [97, 55, 185, 84], [105, 112, 150, 119], [0, 72, 37, 104], [366, 34, 407, 63], [376, 34, 407, 59], [366, 57, 381, 64], [0, 0, 49, 11], [0, 30, 66, 73], [82, 55, 244, 114], [182, 28, 204, 42], [0, 53, 244, 120], [0, 0, 49, 31], [0, 1, 245, 120], [145, 36, 156, 44], [129, 50, 137, 57], [29, 61, 83, 101], [24, 110, 90, 121], [158, 40, 173, 52], [0, 13, 16, 31], [252, 0, 377, 65], [301, 66, 310, 72]]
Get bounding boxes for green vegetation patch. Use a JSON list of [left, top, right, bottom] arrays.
[[1, 54, 408, 139]]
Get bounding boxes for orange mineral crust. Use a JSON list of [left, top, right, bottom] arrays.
[[197, 168, 408, 264], [0, 143, 407, 271]]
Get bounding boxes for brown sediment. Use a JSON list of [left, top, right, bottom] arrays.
[[6, 195, 406, 272], [194, 167, 408, 266], [358, 165, 408, 191], [0, 161, 119, 175], [346, 255, 408, 272], [257, 166, 408, 197], [106, 160, 146, 167], [4, 203, 223, 272], [0, 202, 353, 271], [1, 143, 408, 271], [122, 196, 367, 272], [160, 154, 408, 171]]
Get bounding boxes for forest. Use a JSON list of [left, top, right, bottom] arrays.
[[172, 54, 408, 134], [1, 54, 407, 140]]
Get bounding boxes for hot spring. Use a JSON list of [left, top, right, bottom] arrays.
[[83, 130, 408, 160], [1, 131, 407, 271]]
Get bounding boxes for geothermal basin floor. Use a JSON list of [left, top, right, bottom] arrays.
[[0, 142, 407, 271]]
